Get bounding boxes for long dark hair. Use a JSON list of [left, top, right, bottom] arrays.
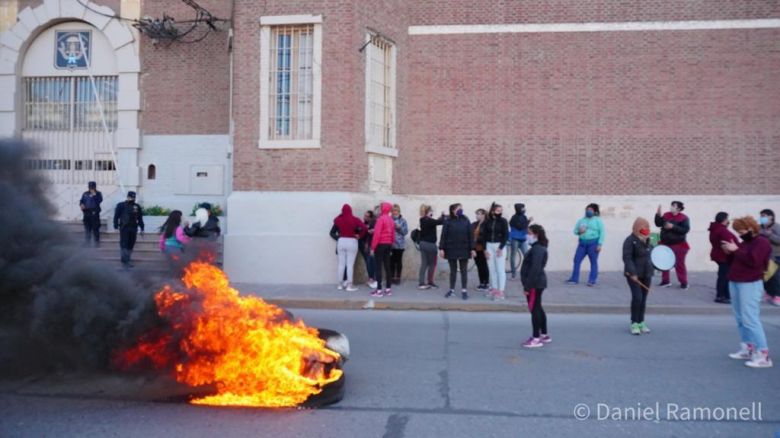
[[161, 210, 183, 239], [586, 203, 600, 216], [449, 203, 462, 217], [529, 224, 549, 247], [489, 202, 502, 218]]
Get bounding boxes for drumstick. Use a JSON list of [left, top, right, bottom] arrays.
[[625, 273, 651, 293]]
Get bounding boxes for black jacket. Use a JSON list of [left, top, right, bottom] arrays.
[[623, 234, 654, 280], [654, 213, 690, 245], [479, 216, 509, 249], [509, 203, 529, 234], [419, 215, 444, 243], [113, 201, 144, 231], [186, 216, 221, 238], [439, 215, 474, 259], [520, 242, 548, 291], [79, 191, 102, 212]]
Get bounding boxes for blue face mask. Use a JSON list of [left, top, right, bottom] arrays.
[[759, 216, 770, 225], [585, 210, 594, 218], [456, 209, 464, 217]]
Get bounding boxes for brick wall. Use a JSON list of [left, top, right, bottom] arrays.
[[397, 27, 780, 195], [138, 0, 231, 135]]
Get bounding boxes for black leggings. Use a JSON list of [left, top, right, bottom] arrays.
[[390, 249, 404, 280], [474, 250, 489, 286], [448, 258, 469, 290], [375, 244, 393, 289], [628, 277, 650, 323], [525, 288, 547, 338]]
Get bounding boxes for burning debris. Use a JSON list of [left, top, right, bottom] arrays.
[[0, 140, 347, 408], [115, 261, 346, 408]]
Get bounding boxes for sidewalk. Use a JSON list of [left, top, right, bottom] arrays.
[[235, 271, 780, 315]]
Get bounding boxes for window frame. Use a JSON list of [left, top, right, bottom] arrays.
[[364, 32, 398, 158], [258, 15, 323, 150]]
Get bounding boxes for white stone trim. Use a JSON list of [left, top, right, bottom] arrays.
[[409, 18, 780, 35], [258, 18, 322, 150], [363, 33, 398, 158], [260, 14, 322, 26]]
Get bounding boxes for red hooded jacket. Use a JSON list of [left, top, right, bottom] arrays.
[[708, 221, 737, 264], [333, 204, 367, 239], [371, 202, 395, 251]]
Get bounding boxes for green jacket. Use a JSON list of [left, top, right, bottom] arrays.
[[573, 216, 605, 245]]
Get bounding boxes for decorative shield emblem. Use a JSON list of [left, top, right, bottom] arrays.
[[55, 30, 91, 69]]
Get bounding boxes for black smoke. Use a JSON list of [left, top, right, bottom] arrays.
[[0, 140, 161, 373]]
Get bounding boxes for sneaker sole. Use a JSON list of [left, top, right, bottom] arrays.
[[745, 361, 773, 368], [522, 344, 544, 348], [728, 354, 751, 360]]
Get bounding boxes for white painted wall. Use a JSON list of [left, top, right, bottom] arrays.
[[137, 134, 230, 216], [225, 191, 780, 284]]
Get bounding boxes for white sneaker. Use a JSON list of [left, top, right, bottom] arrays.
[[367, 281, 378, 289], [345, 284, 358, 292], [745, 349, 773, 368], [337, 283, 345, 290], [728, 343, 753, 360]]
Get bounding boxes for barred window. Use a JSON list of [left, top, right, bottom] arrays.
[[365, 35, 396, 152], [23, 76, 118, 131], [268, 25, 313, 141]]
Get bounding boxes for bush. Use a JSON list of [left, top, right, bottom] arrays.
[[145, 205, 172, 216], [191, 203, 224, 217]]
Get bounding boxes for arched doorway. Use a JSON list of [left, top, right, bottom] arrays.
[[21, 21, 119, 218]]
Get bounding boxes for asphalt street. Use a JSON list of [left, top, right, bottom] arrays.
[[1, 310, 779, 437]]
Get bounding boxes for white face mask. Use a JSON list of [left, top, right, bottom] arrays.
[[527, 234, 538, 245]]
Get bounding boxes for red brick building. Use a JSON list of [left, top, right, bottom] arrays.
[[1, 1, 778, 283]]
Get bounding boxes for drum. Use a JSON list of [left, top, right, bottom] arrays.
[[650, 245, 676, 271]]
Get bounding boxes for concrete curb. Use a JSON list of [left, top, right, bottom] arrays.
[[263, 298, 780, 315]]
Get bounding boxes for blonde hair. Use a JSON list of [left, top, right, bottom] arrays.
[[419, 204, 432, 217], [393, 203, 401, 213]]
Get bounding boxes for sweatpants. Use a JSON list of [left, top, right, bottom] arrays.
[[374, 244, 393, 290], [418, 241, 438, 285], [661, 242, 689, 285], [486, 242, 506, 291], [448, 258, 469, 290], [337, 237, 359, 285], [474, 250, 489, 286], [526, 288, 547, 338], [627, 277, 650, 323], [390, 248, 405, 281]]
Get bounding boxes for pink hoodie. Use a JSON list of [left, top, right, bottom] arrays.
[[371, 202, 395, 251]]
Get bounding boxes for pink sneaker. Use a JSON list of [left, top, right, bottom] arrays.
[[384, 288, 393, 296], [522, 337, 544, 348], [540, 335, 552, 344], [771, 297, 780, 307], [370, 289, 383, 297]]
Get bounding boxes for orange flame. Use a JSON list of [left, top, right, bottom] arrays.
[[115, 261, 342, 408]]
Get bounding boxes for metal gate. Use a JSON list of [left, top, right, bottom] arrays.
[[21, 76, 119, 220]]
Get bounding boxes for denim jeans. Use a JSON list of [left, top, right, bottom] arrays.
[[486, 242, 506, 291], [729, 280, 768, 350], [509, 238, 528, 277], [569, 238, 600, 284]]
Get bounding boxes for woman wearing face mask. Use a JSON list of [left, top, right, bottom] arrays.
[[479, 203, 509, 300], [655, 201, 691, 289], [418, 204, 445, 290], [721, 216, 773, 368], [623, 217, 654, 335], [758, 209, 780, 306], [440, 203, 475, 300], [520, 224, 550, 348], [390, 204, 409, 285], [566, 203, 605, 287], [472, 209, 490, 292], [709, 212, 737, 304]]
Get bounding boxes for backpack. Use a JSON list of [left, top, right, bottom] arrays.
[[410, 228, 421, 244]]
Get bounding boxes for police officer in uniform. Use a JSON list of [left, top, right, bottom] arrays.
[[113, 191, 144, 268], [79, 181, 103, 246]]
